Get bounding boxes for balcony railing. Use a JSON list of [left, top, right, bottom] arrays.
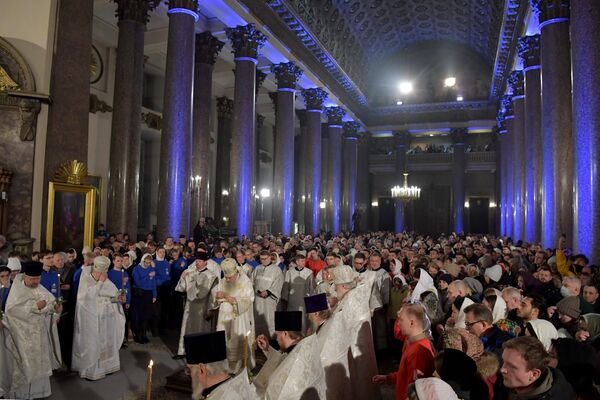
[[369, 152, 496, 174]]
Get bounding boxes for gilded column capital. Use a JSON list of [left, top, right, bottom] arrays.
[[343, 121, 362, 139], [531, 0, 570, 25], [450, 128, 469, 145], [114, 0, 158, 24], [216, 96, 233, 119], [517, 35, 541, 69], [508, 70, 524, 97], [393, 130, 411, 148], [271, 62, 303, 90], [325, 106, 345, 126], [225, 24, 267, 60], [295, 109, 307, 127], [502, 94, 514, 117], [301, 87, 328, 111], [194, 32, 224, 65]]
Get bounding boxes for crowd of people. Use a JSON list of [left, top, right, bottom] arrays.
[[1, 226, 600, 399]]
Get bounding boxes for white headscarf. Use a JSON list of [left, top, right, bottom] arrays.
[[527, 319, 559, 350], [139, 253, 153, 268], [410, 268, 436, 302], [7, 257, 21, 272], [415, 377, 459, 400], [489, 288, 507, 323], [484, 264, 503, 282]]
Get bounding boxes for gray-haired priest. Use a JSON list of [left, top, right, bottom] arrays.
[[72, 256, 126, 380], [3, 261, 62, 399]]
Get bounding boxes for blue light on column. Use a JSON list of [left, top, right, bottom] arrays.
[[541, 138, 554, 247], [574, 115, 593, 257], [282, 165, 293, 235], [237, 146, 252, 237]]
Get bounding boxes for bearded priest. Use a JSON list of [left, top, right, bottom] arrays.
[[72, 256, 126, 380]]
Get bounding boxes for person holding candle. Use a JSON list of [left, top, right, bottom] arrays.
[[72, 256, 126, 380], [213, 258, 255, 373], [3, 261, 62, 399], [131, 254, 157, 344], [107, 253, 132, 347], [53, 251, 75, 370], [253, 250, 284, 338]]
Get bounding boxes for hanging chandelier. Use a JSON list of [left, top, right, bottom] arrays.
[[391, 173, 421, 202]]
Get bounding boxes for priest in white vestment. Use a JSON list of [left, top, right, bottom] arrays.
[[175, 252, 219, 357], [281, 254, 315, 333], [332, 265, 382, 400], [4, 261, 62, 399], [213, 258, 255, 373], [185, 330, 257, 400], [254, 311, 326, 400], [252, 251, 283, 337], [71, 256, 126, 380]]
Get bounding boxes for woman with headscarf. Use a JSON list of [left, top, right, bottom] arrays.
[[482, 288, 507, 323], [407, 377, 459, 400], [525, 319, 559, 350], [130, 254, 157, 343], [447, 296, 474, 330], [575, 313, 600, 344], [412, 269, 444, 327]]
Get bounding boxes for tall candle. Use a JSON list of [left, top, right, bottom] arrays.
[[121, 269, 125, 289], [145, 359, 153, 400], [57, 273, 61, 298], [243, 330, 251, 370]]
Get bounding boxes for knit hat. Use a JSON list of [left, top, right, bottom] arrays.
[[438, 273, 453, 285], [556, 295, 581, 320]]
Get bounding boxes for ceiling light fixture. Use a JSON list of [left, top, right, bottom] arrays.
[[444, 77, 456, 87], [456, 95, 464, 102], [396, 100, 403, 105], [398, 81, 413, 94]]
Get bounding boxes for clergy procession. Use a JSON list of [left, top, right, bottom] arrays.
[[1, 230, 600, 399]]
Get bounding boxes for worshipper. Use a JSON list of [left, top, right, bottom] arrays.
[[500, 336, 575, 400], [234, 249, 253, 278], [0, 266, 10, 310], [369, 252, 391, 352], [315, 263, 338, 307], [582, 284, 600, 313], [207, 246, 225, 279], [185, 331, 254, 400], [4, 261, 62, 399], [464, 303, 513, 356], [552, 295, 582, 337], [53, 251, 75, 369], [407, 378, 459, 400], [131, 253, 157, 343], [434, 349, 490, 399], [501, 286, 522, 322], [483, 288, 508, 323], [71, 256, 126, 380], [373, 303, 435, 400], [306, 247, 326, 277], [516, 293, 546, 327], [574, 313, 600, 343], [281, 252, 315, 332], [332, 265, 381, 400], [154, 247, 172, 335], [213, 258, 255, 373], [447, 295, 475, 330], [7, 255, 21, 280], [548, 338, 600, 400], [39, 250, 59, 297], [253, 250, 284, 337], [107, 253, 132, 347], [174, 251, 218, 358], [254, 311, 326, 399], [411, 268, 444, 327], [524, 319, 559, 351], [0, 267, 13, 397]]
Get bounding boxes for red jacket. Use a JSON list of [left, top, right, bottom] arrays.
[[306, 258, 326, 277]]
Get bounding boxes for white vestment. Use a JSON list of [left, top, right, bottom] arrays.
[[239, 263, 254, 279], [206, 369, 257, 400], [4, 274, 61, 399], [71, 272, 126, 380], [281, 267, 315, 333], [315, 314, 353, 400], [176, 267, 218, 355], [207, 259, 223, 281], [264, 335, 326, 400], [335, 281, 381, 400], [0, 321, 14, 397], [252, 264, 283, 337], [214, 273, 256, 373]]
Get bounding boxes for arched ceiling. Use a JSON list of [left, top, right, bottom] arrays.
[[281, 0, 505, 99]]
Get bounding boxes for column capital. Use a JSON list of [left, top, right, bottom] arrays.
[[508, 70, 524, 97], [393, 130, 411, 147], [301, 87, 328, 111], [531, 0, 570, 26], [115, 0, 158, 24], [325, 106, 345, 126], [256, 69, 268, 96], [517, 35, 541, 69], [497, 110, 507, 133], [343, 121, 362, 140], [450, 128, 469, 145], [194, 32, 224, 65], [295, 109, 307, 127], [225, 23, 267, 60], [271, 62, 303, 90], [502, 94, 514, 117], [216, 96, 233, 119]]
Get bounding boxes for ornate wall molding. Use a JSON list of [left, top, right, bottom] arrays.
[[141, 110, 163, 130], [89, 94, 113, 114]]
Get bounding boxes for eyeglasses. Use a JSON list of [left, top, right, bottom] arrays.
[[465, 320, 484, 328]]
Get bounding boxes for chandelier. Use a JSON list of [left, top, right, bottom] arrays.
[[391, 173, 421, 202]]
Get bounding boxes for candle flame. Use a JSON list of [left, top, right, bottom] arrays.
[[149, 360, 153, 368]]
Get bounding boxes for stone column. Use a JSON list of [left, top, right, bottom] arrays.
[[271, 62, 302, 235], [191, 32, 223, 230], [518, 34, 542, 243], [320, 124, 329, 231], [295, 110, 307, 232], [107, 1, 155, 239], [509, 70, 525, 241], [451, 128, 468, 233], [393, 131, 410, 233], [496, 112, 509, 236], [343, 122, 361, 232], [225, 24, 266, 238], [571, 0, 600, 262], [156, 0, 198, 240], [253, 70, 268, 230], [532, 0, 573, 247], [42, 0, 93, 244], [301, 88, 328, 235], [503, 95, 515, 238], [214, 97, 233, 224], [356, 134, 371, 232], [325, 107, 345, 234]]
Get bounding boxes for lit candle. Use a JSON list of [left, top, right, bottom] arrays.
[[243, 331, 251, 370], [121, 268, 125, 289], [145, 359, 153, 400], [57, 273, 61, 298]]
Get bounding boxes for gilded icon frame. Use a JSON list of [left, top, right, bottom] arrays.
[[46, 182, 96, 251]]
